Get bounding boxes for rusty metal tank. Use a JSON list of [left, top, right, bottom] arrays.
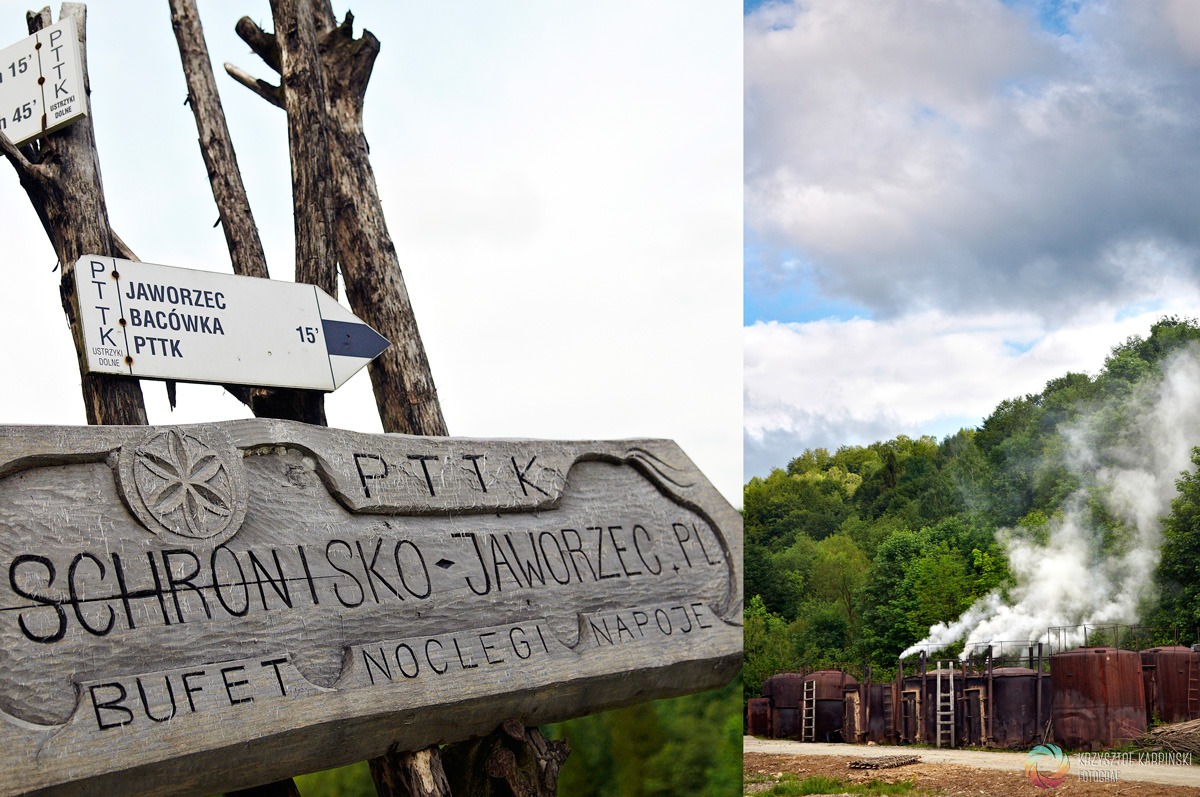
[[762, 672, 807, 707], [983, 667, 1052, 749], [900, 666, 964, 745], [803, 670, 857, 742], [1140, 646, 1200, 724], [762, 673, 806, 738], [1051, 647, 1146, 750], [746, 697, 771, 737]]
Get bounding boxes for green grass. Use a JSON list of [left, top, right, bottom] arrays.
[[761, 773, 921, 796], [293, 761, 375, 796]]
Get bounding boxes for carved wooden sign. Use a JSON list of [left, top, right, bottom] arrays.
[[0, 420, 742, 796]]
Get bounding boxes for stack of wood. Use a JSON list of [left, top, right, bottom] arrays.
[[848, 754, 921, 770], [1139, 719, 1200, 755]]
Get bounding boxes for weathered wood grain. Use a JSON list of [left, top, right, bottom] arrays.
[[0, 420, 741, 796]]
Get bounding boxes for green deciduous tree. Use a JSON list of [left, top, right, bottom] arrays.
[[1156, 447, 1200, 630], [744, 595, 799, 701]]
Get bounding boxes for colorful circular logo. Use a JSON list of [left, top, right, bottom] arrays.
[[1025, 744, 1070, 788]]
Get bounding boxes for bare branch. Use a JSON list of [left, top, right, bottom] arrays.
[[234, 15, 280, 73], [0, 130, 35, 176], [111, 231, 137, 261], [223, 62, 284, 108], [333, 26, 379, 96]]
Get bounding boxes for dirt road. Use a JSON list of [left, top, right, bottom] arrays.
[[745, 736, 1200, 795]]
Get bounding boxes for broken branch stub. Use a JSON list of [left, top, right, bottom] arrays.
[[0, 419, 742, 796]]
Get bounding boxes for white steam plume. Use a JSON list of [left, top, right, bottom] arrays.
[[901, 346, 1200, 659]]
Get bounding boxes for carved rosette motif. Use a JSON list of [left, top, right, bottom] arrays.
[[116, 428, 247, 542]]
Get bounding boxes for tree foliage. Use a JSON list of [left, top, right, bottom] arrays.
[[547, 681, 742, 797], [1157, 448, 1200, 630]]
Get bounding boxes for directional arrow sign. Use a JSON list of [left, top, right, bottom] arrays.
[[0, 17, 87, 146], [76, 256, 389, 391]]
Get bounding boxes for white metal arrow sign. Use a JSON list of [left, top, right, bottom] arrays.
[[76, 256, 389, 392]]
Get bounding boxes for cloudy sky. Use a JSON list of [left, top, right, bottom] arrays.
[[745, 0, 1200, 479], [0, 2, 741, 502]]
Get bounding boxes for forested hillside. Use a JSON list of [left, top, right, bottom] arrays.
[[744, 316, 1200, 701]]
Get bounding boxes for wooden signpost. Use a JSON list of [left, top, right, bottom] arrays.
[[0, 419, 743, 796]]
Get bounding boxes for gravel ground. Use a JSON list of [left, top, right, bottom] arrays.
[[744, 737, 1200, 796]]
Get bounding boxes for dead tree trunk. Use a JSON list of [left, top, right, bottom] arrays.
[[228, 5, 447, 436], [312, 5, 448, 436], [254, 0, 334, 426], [0, 3, 146, 426], [168, 0, 268, 282], [169, 0, 320, 422]]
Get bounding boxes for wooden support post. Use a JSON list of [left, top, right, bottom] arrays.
[[369, 748, 452, 797], [223, 8, 466, 793], [442, 720, 570, 797], [168, 3, 324, 789], [0, 4, 146, 426], [190, 4, 586, 791]]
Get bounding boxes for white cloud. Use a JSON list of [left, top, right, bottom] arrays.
[[745, 0, 1200, 316], [743, 286, 1200, 477], [744, 0, 1200, 481]]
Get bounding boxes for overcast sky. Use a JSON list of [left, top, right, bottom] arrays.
[[0, 2, 741, 503], [745, 0, 1200, 479]]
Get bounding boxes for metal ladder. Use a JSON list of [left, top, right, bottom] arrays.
[[882, 685, 893, 742], [935, 662, 955, 748], [801, 679, 816, 742], [1188, 657, 1200, 718]]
